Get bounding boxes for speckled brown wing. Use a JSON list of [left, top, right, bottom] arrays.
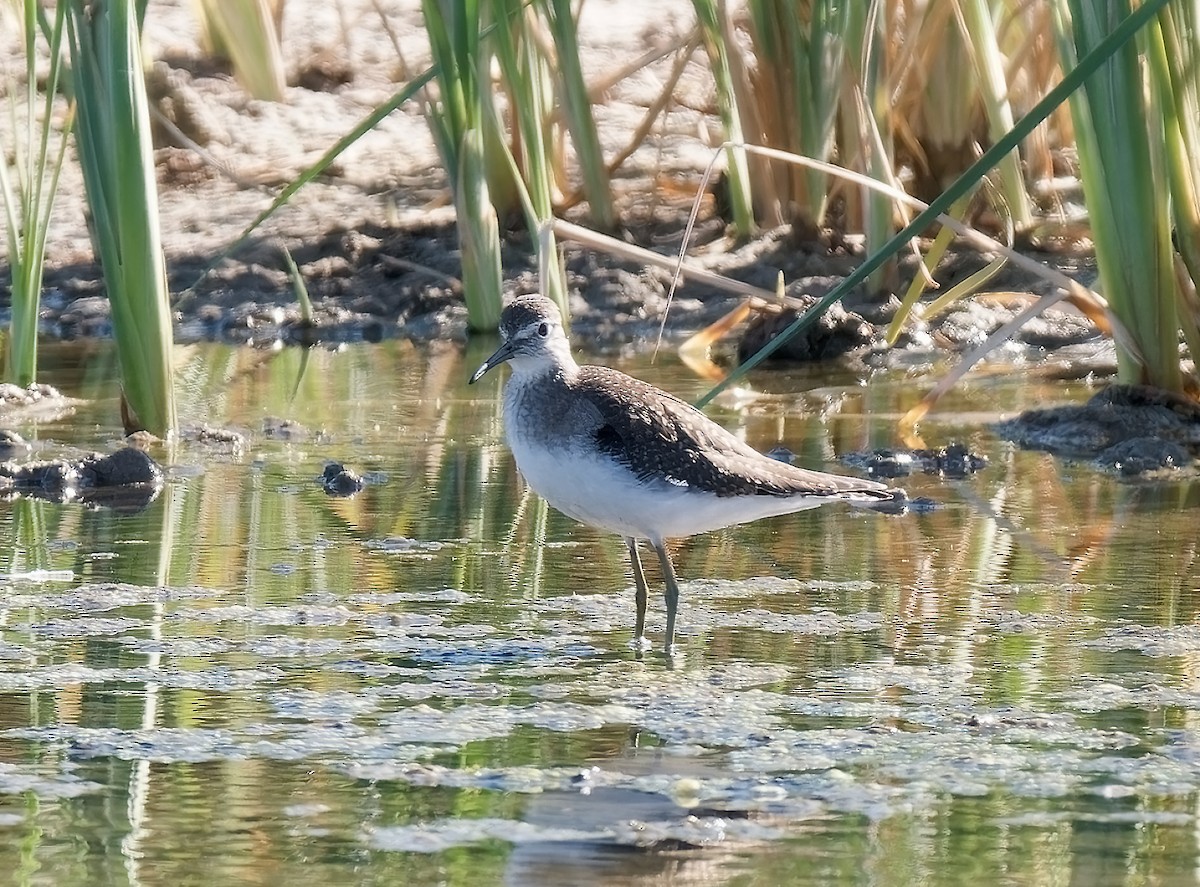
[[575, 366, 894, 500]]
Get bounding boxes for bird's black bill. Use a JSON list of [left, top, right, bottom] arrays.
[[469, 339, 517, 384]]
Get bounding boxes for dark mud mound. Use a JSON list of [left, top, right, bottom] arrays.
[[322, 461, 365, 497], [736, 293, 876, 363], [0, 446, 165, 511], [995, 384, 1200, 474]]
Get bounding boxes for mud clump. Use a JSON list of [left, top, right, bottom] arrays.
[[182, 424, 247, 453], [995, 384, 1200, 474], [737, 296, 875, 363], [79, 448, 162, 487], [1095, 437, 1192, 476], [0, 430, 31, 458], [322, 462, 365, 497], [842, 443, 989, 479], [0, 383, 62, 407], [0, 446, 165, 510]]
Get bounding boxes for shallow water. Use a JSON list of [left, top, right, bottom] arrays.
[[2, 339, 1199, 886]]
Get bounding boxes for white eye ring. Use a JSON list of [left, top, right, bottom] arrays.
[[537, 322, 549, 337]]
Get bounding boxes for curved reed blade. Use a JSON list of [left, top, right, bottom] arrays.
[[64, 0, 177, 436], [692, 0, 754, 238]]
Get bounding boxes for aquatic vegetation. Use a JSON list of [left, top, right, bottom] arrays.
[[421, 0, 506, 331], [63, 0, 177, 436], [1052, 0, 1199, 393], [0, 0, 71, 388]]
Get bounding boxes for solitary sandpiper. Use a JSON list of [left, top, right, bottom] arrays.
[[469, 294, 905, 653]]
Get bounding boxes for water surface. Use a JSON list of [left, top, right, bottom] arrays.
[[1, 339, 1198, 886]]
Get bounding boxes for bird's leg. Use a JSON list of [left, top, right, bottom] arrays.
[[652, 541, 681, 654], [626, 538, 649, 645]]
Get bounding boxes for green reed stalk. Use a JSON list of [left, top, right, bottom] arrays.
[[744, 0, 848, 231], [1053, 0, 1181, 392], [193, 0, 285, 101], [960, 0, 1032, 228], [422, 0, 505, 330], [692, 0, 755, 238], [279, 243, 314, 326], [64, 0, 177, 435], [2, 0, 71, 387], [908, 3, 976, 194], [458, 127, 505, 330], [488, 0, 568, 315], [843, 1, 895, 295], [1148, 2, 1200, 365], [538, 0, 616, 231]]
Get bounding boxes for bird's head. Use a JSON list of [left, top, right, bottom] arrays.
[[469, 294, 574, 383]]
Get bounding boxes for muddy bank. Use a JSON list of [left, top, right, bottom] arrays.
[[27, 215, 1105, 366]]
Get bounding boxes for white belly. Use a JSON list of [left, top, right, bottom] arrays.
[[508, 435, 823, 543]]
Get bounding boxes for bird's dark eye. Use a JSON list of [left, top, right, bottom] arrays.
[[537, 322, 549, 337]]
